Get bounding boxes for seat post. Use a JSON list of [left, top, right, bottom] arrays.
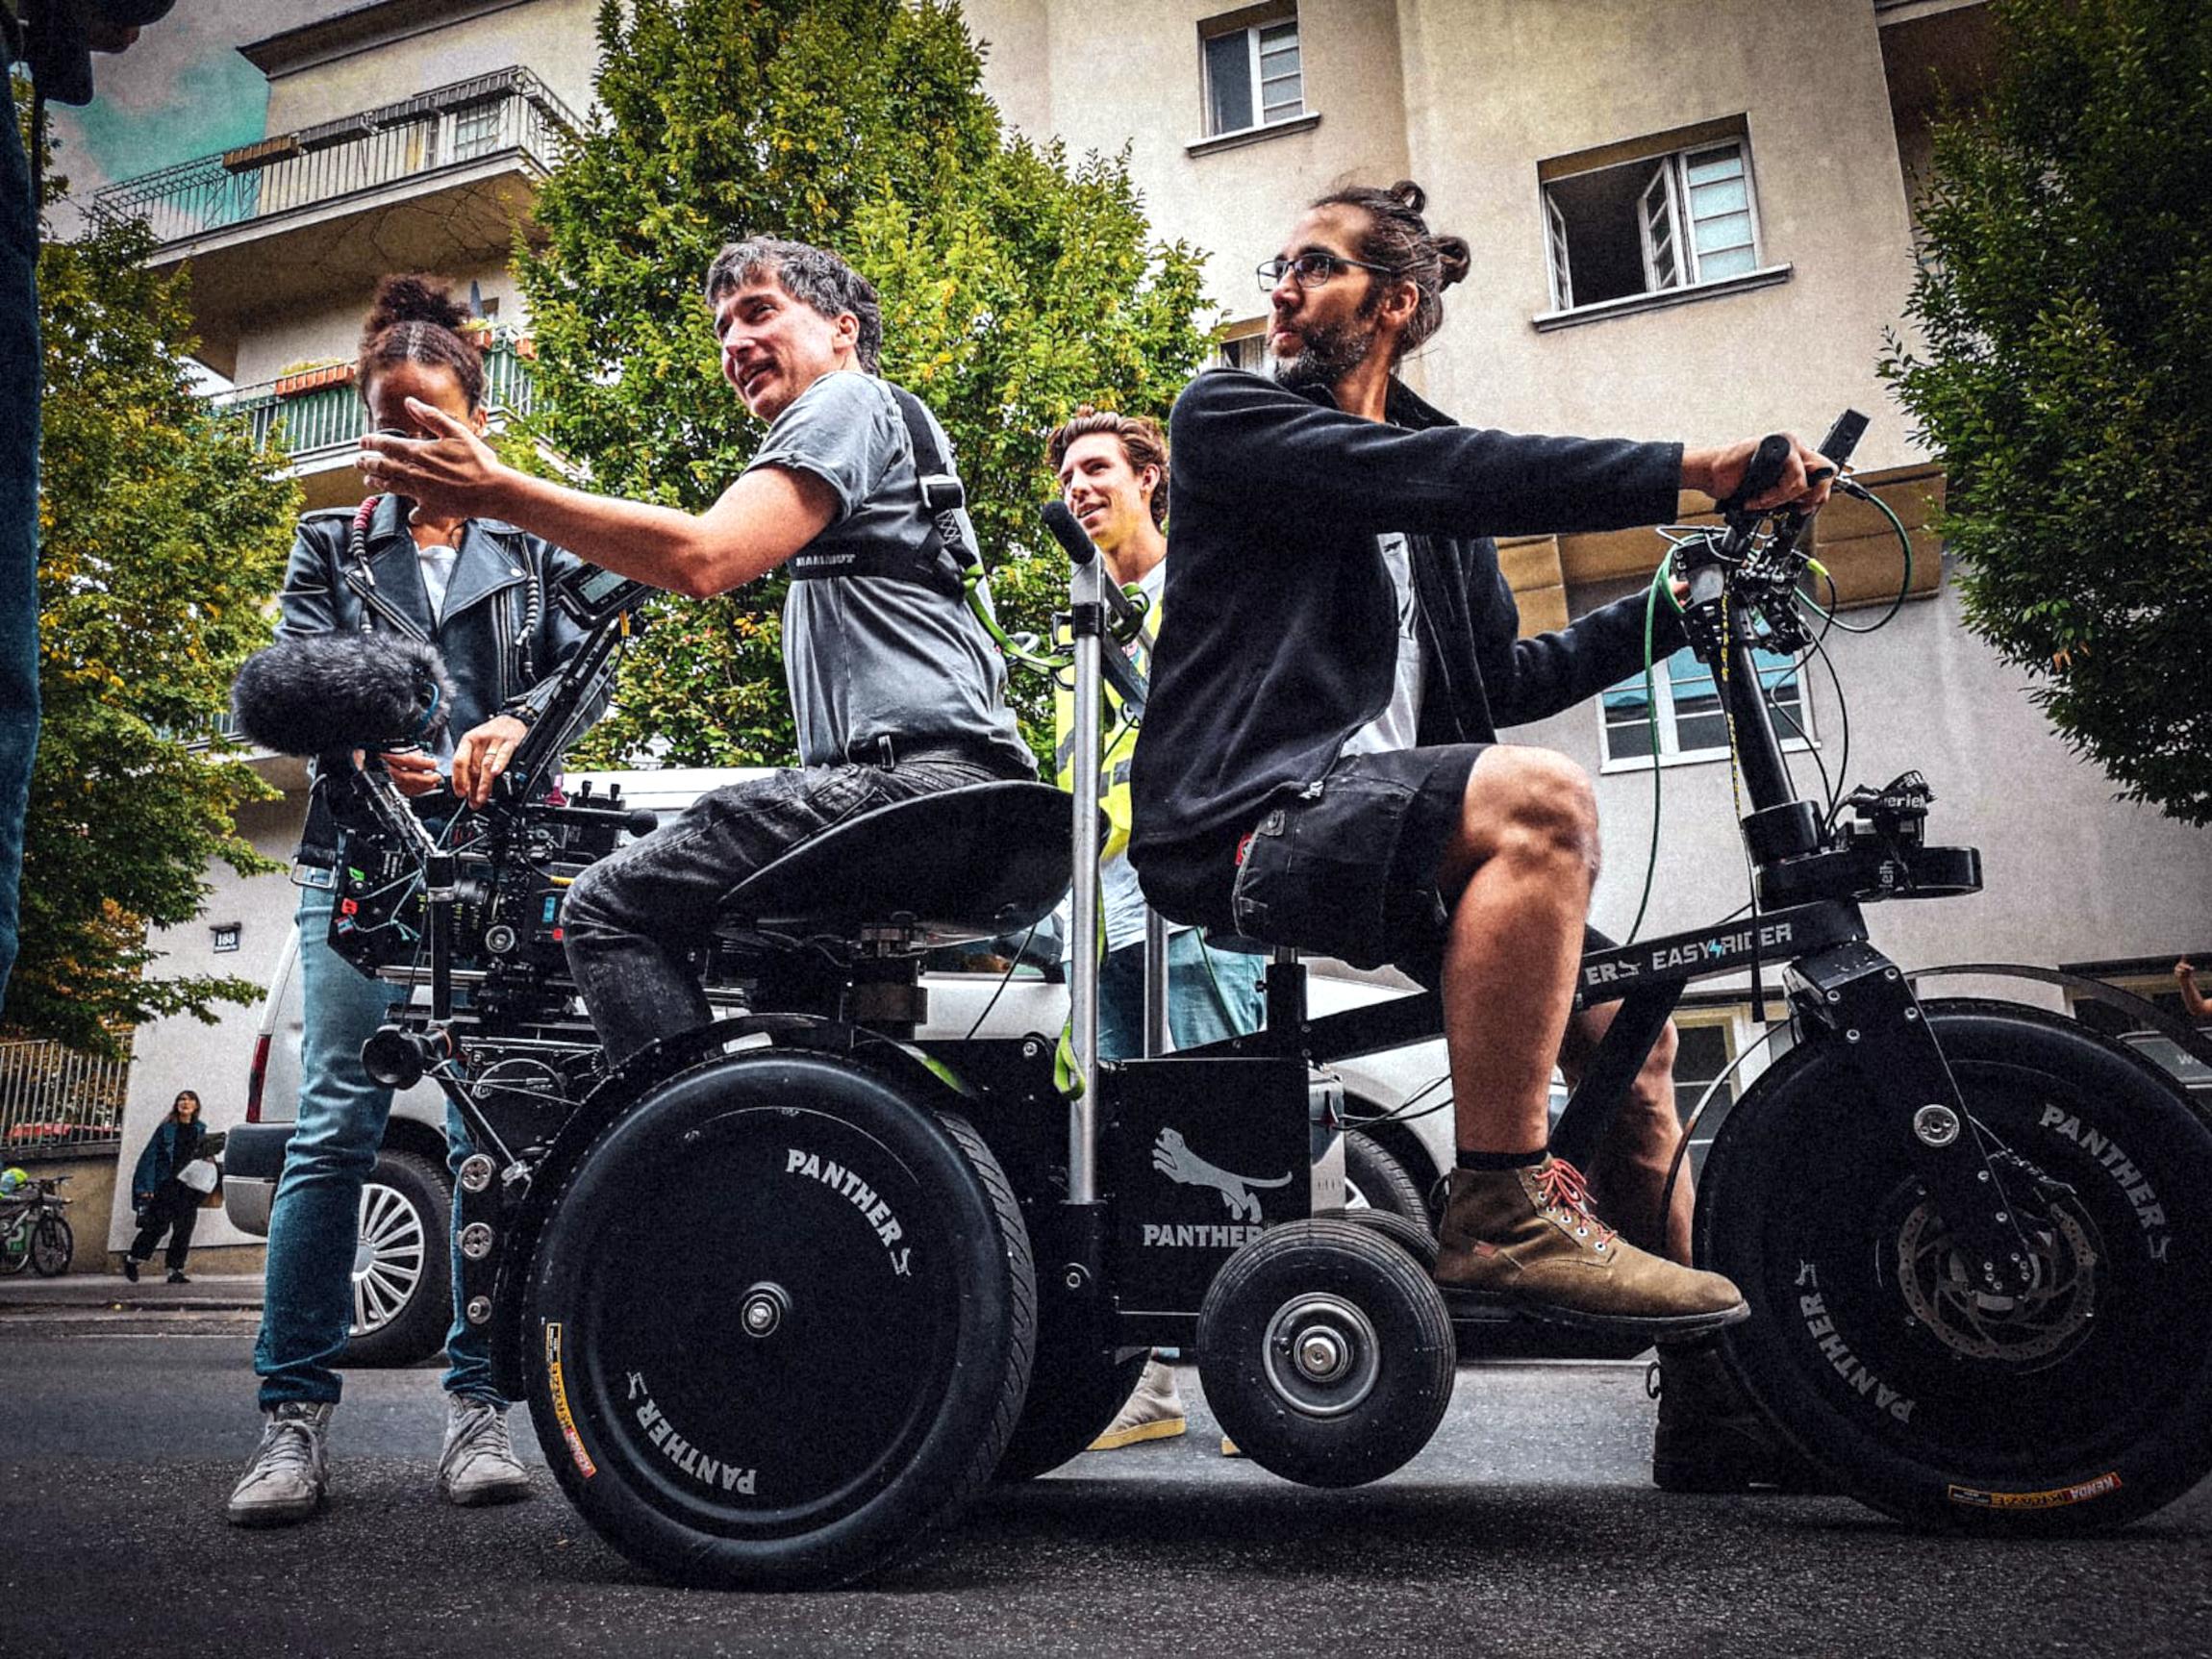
[[1265, 945, 1307, 1055]]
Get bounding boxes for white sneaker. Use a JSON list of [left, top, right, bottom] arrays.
[[1087, 1358, 1188, 1450], [438, 1395, 534, 1506], [226, 1402, 332, 1527]]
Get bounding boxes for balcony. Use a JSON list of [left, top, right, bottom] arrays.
[[208, 327, 539, 511], [91, 67, 578, 378]]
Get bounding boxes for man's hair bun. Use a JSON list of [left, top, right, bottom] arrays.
[[363, 274, 471, 341], [1434, 235, 1472, 289], [1387, 179, 1427, 215]]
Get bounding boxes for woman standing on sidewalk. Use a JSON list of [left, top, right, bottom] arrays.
[[125, 1089, 208, 1284]]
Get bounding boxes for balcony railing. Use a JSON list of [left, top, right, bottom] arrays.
[[210, 329, 540, 467], [91, 66, 580, 246]]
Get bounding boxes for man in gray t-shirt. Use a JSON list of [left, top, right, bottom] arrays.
[[359, 236, 1035, 1063]]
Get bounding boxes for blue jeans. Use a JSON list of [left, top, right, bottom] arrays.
[[1095, 929, 1267, 1062], [254, 884, 499, 1408], [0, 83, 40, 1010]]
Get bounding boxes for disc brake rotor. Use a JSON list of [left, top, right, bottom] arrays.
[[1895, 1195, 2099, 1366]]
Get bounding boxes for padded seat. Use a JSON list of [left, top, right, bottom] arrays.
[[716, 781, 1079, 949]]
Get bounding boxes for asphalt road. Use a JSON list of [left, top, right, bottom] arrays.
[[5, 1316, 2208, 1659]]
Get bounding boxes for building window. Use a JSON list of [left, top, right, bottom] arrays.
[[450, 100, 506, 161], [1202, 9, 1302, 138], [1543, 127, 1764, 314], [1599, 645, 1810, 768], [211, 922, 241, 954], [1218, 321, 1268, 371]]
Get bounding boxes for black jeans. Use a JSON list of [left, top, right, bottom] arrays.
[[129, 1183, 200, 1270], [563, 758, 1013, 1065]]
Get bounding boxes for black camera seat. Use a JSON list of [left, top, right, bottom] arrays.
[[716, 781, 1075, 950]]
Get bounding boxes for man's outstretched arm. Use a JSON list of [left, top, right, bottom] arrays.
[[358, 397, 837, 599]]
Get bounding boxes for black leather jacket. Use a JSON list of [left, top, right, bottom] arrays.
[[281, 494, 611, 867]]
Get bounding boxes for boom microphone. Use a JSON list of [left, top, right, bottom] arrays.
[[231, 633, 457, 756]]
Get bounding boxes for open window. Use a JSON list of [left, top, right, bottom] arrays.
[[1201, 6, 1303, 138], [1542, 122, 1768, 317]]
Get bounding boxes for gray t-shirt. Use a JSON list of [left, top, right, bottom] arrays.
[[745, 371, 1032, 773]]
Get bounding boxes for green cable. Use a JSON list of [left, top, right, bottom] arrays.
[[962, 566, 1072, 672], [1799, 483, 1914, 632]]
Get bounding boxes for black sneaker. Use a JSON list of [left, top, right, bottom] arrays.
[[121, 1257, 139, 1283], [167, 1269, 190, 1285]]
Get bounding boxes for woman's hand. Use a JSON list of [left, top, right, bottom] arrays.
[[359, 399, 511, 521], [451, 714, 532, 809], [377, 747, 445, 798]]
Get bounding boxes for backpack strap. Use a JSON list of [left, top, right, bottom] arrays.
[[784, 383, 968, 597]]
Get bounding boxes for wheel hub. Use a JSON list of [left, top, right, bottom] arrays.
[[740, 1281, 792, 1340], [1896, 1194, 2099, 1366], [1264, 1294, 1380, 1417]]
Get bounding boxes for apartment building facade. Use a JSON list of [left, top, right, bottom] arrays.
[[92, 0, 2210, 1256]]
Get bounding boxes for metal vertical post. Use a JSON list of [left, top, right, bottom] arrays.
[[1142, 907, 1170, 1057], [1066, 554, 1106, 1204]]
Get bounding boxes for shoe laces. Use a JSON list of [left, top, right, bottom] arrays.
[[252, 1415, 322, 1483], [1534, 1158, 1616, 1250], [447, 1399, 513, 1466]]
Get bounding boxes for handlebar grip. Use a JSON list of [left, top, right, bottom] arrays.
[[1040, 500, 1098, 566], [1722, 434, 1795, 511]]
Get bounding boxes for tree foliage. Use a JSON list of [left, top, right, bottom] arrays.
[[1882, 0, 2212, 822], [9, 197, 299, 1056], [515, 0, 1213, 767]]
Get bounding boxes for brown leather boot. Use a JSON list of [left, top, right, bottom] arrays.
[[1434, 1158, 1749, 1338], [1650, 1342, 1835, 1494]]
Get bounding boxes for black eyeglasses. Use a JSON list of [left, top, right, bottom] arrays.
[[1256, 251, 1396, 291]]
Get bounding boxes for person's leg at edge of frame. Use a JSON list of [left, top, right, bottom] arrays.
[[1428, 746, 1745, 1329], [227, 883, 400, 1526], [1084, 936, 1190, 1452], [436, 1097, 534, 1507], [0, 78, 43, 1015]]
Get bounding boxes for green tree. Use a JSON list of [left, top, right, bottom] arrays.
[[515, 0, 1213, 768], [1882, 0, 2212, 822], [8, 200, 300, 1056]]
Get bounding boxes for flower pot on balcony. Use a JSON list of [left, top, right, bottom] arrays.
[[274, 363, 355, 398]]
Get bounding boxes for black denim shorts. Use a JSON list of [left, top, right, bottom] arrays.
[[1222, 744, 1487, 985]]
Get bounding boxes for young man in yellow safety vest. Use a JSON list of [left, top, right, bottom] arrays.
[[1048, 407, 1266, 1451]]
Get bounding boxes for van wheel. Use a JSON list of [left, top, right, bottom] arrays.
[[342, 1148, 453, 1368], [1344, 1130, 1431, 1230]]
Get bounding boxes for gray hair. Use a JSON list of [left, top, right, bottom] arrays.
[[702, 237, 883, 373]]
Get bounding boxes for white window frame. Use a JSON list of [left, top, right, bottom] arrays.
[[1597, 645, 1815, 772], [1218, 319, 1268, 371], [1543, 132, 1770, 318], [1201, 10, 1303, 139]]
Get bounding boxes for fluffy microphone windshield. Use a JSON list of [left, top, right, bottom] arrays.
[[231, 633, 458, 756]]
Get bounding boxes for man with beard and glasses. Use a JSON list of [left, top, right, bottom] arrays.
[[1129, 180, 1835, 1492]]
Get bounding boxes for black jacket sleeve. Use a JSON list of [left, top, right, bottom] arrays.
[[1476, 562, 1691, 730], [1170, 370, 1683, 541], [275, 519, 347, 641]]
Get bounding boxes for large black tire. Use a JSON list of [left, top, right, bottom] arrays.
[[29, 1213, 72, 1277], [1698, 1000, 2212, 1535], [340, 1147, 453, 1368], [519, 1051, 1035, 1589], [1197, 1218, 1454, 1488], [994, 1348, 1151, 1482], [1342, 1130, 1430, 1230]]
